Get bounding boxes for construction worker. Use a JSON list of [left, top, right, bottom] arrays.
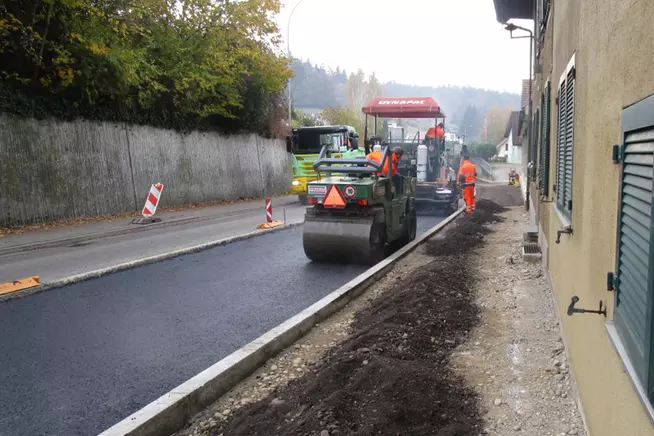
[[426, 123, 445, 143], [367, 147, 405, 193], [457, 153, 477, 214]]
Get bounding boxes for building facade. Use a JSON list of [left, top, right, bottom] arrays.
[[493, 0, 654, 435]]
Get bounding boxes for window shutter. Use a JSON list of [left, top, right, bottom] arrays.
[[555, 84, 566, 207], [614, 127, 654, 395], [539, 83, 551, 195], [563, 69, 575, 217], [532, 108, 540, 181]]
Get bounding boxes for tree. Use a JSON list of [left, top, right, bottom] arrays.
[[321, 106, 363, 134], [459, 105, 482, 142], [292, 108, 318, 127], [485, 105, 513, 145], [469, 142, 497, 161], [0, 0, 293, 135]]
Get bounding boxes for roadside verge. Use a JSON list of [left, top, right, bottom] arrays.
[[98, 207, 465, 436], [0, 197, 299, 257]]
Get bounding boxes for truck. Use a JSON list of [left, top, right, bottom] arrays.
[[361, 97, 460, 214], [286, 125, 363, 205]]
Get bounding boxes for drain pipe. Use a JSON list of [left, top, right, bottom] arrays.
[[504, 21, 534, 212]]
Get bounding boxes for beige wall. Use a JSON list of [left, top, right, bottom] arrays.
[[537, 0, 654, 435]]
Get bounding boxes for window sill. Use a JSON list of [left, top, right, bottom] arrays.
[[551, 200, 572, 228], [606, 321, 654, 426]]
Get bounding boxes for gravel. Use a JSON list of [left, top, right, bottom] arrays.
[[173, 186, 587, 436]]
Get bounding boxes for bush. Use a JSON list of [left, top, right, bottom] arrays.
[[0, 0, 292, 136]]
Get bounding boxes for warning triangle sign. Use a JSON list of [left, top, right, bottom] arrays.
[[323, 185, 347, 209]]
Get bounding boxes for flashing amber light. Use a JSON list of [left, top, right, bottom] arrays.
[[357, 199, 368, 206]]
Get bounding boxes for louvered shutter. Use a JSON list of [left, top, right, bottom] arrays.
[[555, 85, 566, 209], [539, 84, 551, 195], [614, 127, 654, 394], [532, 108, 540, 181], [562, 69, 575, 218]]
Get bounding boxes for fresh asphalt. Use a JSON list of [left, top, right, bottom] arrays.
[[0, 215, 444, 436]]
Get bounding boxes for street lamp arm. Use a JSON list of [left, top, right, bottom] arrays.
[[286, 0, 306, 127], [287, 0, 306, 55]]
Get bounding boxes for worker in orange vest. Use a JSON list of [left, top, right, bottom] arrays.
[[367, 147, 405, 193], [426, 123, 445, 142], [367, 147, 404, 177], [457, 153, 477, 214]]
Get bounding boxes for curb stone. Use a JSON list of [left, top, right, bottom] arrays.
[[98, 207, 465, 436]]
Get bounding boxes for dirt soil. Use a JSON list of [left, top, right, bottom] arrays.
[[174, 185, 586, 436]]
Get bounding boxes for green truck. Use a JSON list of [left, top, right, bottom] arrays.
[[286, 125, 364, 205]]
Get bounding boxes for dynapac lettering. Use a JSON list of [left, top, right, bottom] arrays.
[[377, 100, 427, 105]]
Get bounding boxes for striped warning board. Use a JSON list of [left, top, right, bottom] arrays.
[[142, 183, 164, 218], [265, 197, 272, 222]]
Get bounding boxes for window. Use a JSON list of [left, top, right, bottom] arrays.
[[536, 0, 550, 58], [612, 94, 654, 407], [539, 82, 552, 196], [554, 59, 576, 220]]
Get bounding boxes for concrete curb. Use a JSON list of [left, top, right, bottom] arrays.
[[0, 199, 300, 257], [0, 222, 304, 303], [98, 207, 465, 436]]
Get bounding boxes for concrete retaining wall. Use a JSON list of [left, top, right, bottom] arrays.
[[0, 114, 291, 227]]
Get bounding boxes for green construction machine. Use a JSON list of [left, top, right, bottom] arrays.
[[302, 139, 417, 265]]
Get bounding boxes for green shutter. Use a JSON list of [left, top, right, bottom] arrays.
[[532, 108, 540, 181], [539, 83, 551, 195], [555, 85, 566, 208], [563, 69, 575, 218], [614, 116, 654, 399]]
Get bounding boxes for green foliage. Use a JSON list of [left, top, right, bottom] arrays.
[[469, 142, 497, 161], [291, 108, 318, 127], [0, 0, 292, 135], [321, 106, 362, 132]]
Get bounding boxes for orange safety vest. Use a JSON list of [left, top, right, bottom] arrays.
[[426, 126, 445, 140], [458, 159, 477, 186], [367, 151, 399, 176]]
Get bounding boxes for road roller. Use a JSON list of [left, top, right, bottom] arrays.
[[302, 143, 417, 265]]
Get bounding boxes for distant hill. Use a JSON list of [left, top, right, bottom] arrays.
[[290, 59, 522, 139]]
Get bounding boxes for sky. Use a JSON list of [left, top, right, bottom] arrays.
[[275, 0, 532, 94]]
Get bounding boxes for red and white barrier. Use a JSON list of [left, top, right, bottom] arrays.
[[256, 197, 284, 230], [265, 197, 272, 223], [142, 183, 164, 218]]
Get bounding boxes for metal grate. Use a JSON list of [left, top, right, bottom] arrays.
[[523, 243, 542, 254]]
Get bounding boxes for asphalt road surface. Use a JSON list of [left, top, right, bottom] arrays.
[[0, 215, 444, 436]]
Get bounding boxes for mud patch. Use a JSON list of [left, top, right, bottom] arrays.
[[194, 203, 506, 436], [475, 199, 507, 215], [425, 200, 504, 257]]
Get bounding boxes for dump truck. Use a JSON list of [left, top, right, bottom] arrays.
[[286, 125, 364, 205], [361, 97, 460, 214], [302, 141, 417, 265]]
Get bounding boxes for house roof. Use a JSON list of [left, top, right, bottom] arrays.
[[504, 111, 523, 145], [492, 0, 534, 23], [496, 137, 509, 150]]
